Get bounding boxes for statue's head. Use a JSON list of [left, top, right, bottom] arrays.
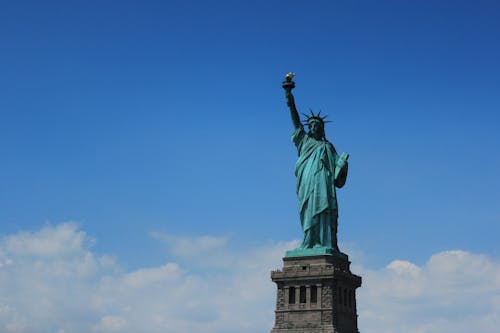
[[303, 110, 329, 140]]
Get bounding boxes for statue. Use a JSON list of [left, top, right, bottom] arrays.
[[282, 73, 349, 257]]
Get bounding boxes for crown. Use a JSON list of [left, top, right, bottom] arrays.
[[302, 109, 331, 126]]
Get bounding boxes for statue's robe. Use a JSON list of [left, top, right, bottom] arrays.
[[292, 126, 348, 249]]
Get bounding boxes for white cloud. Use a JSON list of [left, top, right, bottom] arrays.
[[357, 250, 500, 333], [92, 316, 128, 332], [150, 232, 227, 256], [0, 223, 498, 333], [3, 222, 92, 258], [122, 263, 182, 288], [0, 223, 294, 333]]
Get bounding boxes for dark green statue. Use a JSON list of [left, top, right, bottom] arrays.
[[282, 73, 349, 257]]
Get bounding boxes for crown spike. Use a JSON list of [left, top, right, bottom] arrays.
[[301, 108, 331, 125]]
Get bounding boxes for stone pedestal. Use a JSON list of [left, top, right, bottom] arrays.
[[270, 254, 361, 333]]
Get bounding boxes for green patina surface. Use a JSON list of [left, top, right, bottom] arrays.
[[285, 246, 348, 260], [282, 74, 349, 258]]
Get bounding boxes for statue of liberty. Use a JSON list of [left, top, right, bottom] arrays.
[[282, 73, 349, 257]]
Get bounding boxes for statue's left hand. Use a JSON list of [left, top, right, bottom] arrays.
[[340, 152, 349, 163]]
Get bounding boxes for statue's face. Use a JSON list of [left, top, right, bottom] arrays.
[[308, 120, 324, 139]]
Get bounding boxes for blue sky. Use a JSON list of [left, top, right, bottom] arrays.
[[1, 1, 499, 332]]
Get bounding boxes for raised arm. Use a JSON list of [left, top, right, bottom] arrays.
[[282, 73, 301, 129]]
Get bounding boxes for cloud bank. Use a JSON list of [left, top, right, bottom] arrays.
[[0, 223, 498, 333], [357, 250, 500, 333]]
